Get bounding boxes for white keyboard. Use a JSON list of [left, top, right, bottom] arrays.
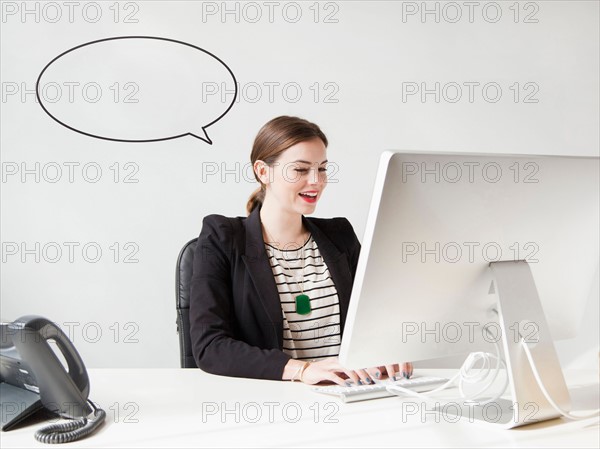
[[313, 376, 449, 403]]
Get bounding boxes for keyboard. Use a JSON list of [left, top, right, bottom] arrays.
[[313, 376, 449, 403]]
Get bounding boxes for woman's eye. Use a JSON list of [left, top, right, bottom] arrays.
[[293, 167, 327, 174]]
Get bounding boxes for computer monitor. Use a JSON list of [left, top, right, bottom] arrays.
[[339, 150, 599, 427]]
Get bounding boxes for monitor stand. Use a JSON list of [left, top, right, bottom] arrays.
[[438, 260, 571, 428]]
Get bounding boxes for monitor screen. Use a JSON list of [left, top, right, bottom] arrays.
[[340, 151, 599, 370]]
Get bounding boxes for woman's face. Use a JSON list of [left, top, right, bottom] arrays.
[[258, 138, 328, 216]]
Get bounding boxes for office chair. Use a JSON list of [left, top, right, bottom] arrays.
[[175, 238, 198, 368]]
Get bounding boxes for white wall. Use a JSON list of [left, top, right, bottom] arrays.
[[1, 1, 598, 369]]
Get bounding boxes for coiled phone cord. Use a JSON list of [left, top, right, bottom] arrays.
[[34, 400, 106, 444]]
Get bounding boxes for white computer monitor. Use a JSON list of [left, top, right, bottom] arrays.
[[339, 150, 599, 427]]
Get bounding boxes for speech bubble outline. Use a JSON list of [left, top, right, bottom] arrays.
[[35, 36, 238, 144]]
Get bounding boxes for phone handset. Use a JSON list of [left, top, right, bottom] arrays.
[[9, 316, 106, 443]]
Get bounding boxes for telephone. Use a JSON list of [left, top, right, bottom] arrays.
[[0, 315, 106, 443]]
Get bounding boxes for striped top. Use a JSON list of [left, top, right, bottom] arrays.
[[264, 235, 341, 361]]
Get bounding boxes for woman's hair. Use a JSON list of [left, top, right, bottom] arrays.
[[246, 116, 328, 215]]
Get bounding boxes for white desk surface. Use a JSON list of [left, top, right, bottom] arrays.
[[1, 368, 598, 448]]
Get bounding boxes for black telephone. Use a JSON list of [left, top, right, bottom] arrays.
[[0, 315, 106, 443]]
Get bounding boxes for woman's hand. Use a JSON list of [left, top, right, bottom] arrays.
[[299, 357, 361, 386], [286, 358, 413, 386], [364, 362, 413, 382]]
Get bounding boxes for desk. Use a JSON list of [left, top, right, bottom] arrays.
[[1, 369, 598, 448]]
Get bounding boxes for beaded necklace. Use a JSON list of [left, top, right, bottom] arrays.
[[264, 227, 312, 315]]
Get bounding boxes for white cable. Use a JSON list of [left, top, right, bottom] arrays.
[[458, 350, 507, 405], [387, 326, 599, 421], [387, 331, 509, 406], [520, 339, 600, 421]]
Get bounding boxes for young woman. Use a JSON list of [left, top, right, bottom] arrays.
[[189, 116, 412, 385]]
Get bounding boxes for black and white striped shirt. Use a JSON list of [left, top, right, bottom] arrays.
[[265, 235, 341, 361]]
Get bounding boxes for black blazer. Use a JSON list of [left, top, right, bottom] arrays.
[[189, 206, 361, 380]]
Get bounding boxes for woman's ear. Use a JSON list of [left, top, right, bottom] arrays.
[[254, 160, 270, 185]]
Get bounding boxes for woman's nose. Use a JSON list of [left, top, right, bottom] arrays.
[[308, 167, 326, 185]]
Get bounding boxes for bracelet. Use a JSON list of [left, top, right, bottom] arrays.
[[299, 362, 311, 383], [291, 361, 310, 382], [290, 363, 304, 382]]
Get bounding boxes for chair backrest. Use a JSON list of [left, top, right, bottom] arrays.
[[175, 238, 198, 368]]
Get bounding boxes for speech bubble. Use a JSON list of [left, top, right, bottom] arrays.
[[36, 36, 238, 144]]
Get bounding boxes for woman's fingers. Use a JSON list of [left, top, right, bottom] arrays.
[[342, 369, 360, 385], [327, 371, 351, 386], [401, 362, 414, 379], [366, 367, 383, 381], [305, 358, 413, 386], [353, 368, 374, 385], [385, 364, 400, 380]]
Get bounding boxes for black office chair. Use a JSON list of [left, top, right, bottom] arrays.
[[175, 238, 198, 368]]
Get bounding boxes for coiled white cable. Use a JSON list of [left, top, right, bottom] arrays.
[[387, 332, 599, 422], [387, 328, 508, 405]]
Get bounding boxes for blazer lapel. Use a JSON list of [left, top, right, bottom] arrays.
[[241, 207, 353, 349], [302, 216, 351, 333], [241, 207, 284, 347]]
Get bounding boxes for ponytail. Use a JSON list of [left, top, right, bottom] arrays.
[[246, 186, 265, 215]]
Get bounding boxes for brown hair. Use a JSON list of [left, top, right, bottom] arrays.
[[246, 116, 328, 215]]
